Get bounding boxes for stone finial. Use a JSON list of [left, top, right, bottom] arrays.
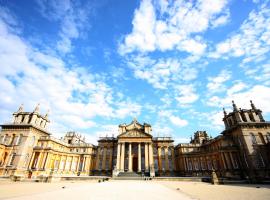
[[45, 109, 50, 119], [33, 103, 40, 113], [232, 100, 238, 111], [17, 104, 24, 112], [223, 108, 227, 116], [250, 100, 256, 110]]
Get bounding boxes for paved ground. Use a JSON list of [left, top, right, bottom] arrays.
[[0, 180, 193, 200], [0, 180, 269, 200]]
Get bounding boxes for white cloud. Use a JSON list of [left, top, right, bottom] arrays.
[[0, 9, 142, 137], [207, 69, 232, 93], [175, 84, 199, 105], [211, 9, 230, 28], [119, 0, 229, 55], [169, 116, 188, 127], [206, 85, 270, 114], [210, 3, 270, 64], [128, 56, 181, 89], [114, 101, 142, 119], [227, 81, 248, 95], [158, 110, 188, 127], [37, 0, 92, 54]]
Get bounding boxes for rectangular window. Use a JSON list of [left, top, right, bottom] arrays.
[[9, 154, 16, 166]]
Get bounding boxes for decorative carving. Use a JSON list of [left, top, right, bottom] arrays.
[[120, 130, 148, 138]]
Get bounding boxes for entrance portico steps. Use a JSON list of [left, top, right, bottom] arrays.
[[113, 172, 144, 180]]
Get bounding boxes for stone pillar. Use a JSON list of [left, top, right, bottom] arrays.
[[158, 147, 162, 171], [224, 153, 232, 169], [149, 143, 155, 177], [42, 152, 49, 169], [165, 147, 169, 171], [34, 152, 43, 169], [109, 148, 113, 170], [171, 148, 175, 171], [95, 148, 100, 170], [70, 156, 73, 171], [229, 152, 236, 169], [128, 143, 132, 172], [102, 148, 107, 170], [120, 142, 125, 171], [116, 143, 121, 170], [145, 143, 149, 172], [138, 143, 141, 172]]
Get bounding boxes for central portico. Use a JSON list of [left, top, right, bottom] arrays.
[[115, 119, 155, 176]]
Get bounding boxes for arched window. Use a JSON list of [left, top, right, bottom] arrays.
[[250, 133, 257, 145], [107, 149, 110, 155], [153, 147, 158, 156], [161, 148, 165, 156], [168, 148, 172, 156]]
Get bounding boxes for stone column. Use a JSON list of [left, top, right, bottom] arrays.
[[95, 148, 100, 170], [229, 152, 234, 168], [128, 143, 132, 172], [224, 153, 232, 169], [70, 156, 73, 171], [221, 153, 227, 169], [109, 148, 113, 170], [42, 152, 49, 169], [116, 143, 121, 170], [158, 147, 162, 171], [102, 148, 107, 170], [145, 143, 149, 172], [138, 143, 141, 172], [149, 143, 155, 176], [120, 142, 125, 171], [34, 152, 43, 169], [165, 147, 169, 171], [171, 148, 175, 171]]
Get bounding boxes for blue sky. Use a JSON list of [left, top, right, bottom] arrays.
[[0, 0, 270, 144]]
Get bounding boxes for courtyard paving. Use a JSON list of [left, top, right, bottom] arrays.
[[0, 180, 269, 200]]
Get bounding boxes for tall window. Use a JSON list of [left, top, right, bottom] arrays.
[[161, 148, 165, 156], [266, 133, 270, 143], [258, 133, 265, 144], [154, 158, 158, 171], [9, 153, 16, 166], [105, 158, 109, 170], [153, 147, 157, 156], [161, 158, 165, 171], [168, 148, 172, 156], [250, 133, 257, 144], [168, 158, 173, 171], [16, 134, 23, 145]]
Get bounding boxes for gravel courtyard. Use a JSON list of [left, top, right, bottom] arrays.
[[0, 180, 269, 200]]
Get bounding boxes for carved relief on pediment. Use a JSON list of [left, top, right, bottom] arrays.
[[120, 130, 148, 138]]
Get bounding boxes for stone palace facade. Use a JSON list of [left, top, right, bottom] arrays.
[[0, 101, 269, 182]]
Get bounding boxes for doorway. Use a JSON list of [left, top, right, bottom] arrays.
[[133, 157, 138, 172]]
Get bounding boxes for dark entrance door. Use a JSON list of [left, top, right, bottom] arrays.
[[133, 157, 138, 172]]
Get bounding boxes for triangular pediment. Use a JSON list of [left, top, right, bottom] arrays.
[[118, 129, 152, 138]]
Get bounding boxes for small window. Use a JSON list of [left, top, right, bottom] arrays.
[[68, 139, 72, 144], [250, 133, 257, 145]]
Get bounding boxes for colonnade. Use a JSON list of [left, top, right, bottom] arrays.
[[116, 142, 154, 173]]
